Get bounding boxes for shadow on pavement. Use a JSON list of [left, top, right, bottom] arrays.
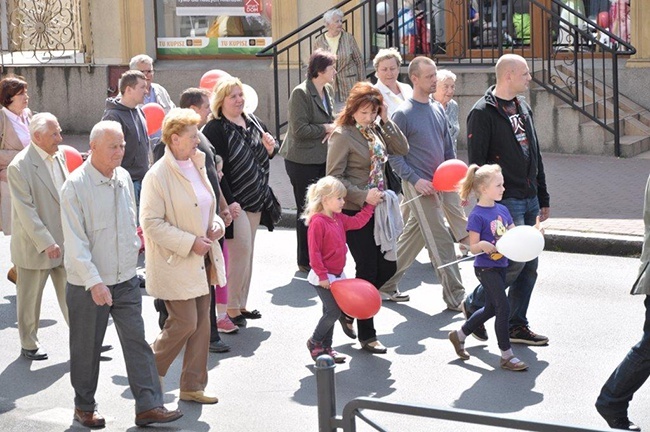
[[266, 272, 318, 309]]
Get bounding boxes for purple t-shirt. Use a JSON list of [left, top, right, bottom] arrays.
[[467, 203, 513, 268]]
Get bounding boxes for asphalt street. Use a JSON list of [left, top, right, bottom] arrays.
[[0, 228, 646, 431]]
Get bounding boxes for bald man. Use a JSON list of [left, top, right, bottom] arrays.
[[463, 54, 550, 346]]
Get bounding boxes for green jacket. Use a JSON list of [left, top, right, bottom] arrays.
[[279, 79, 334, 165]]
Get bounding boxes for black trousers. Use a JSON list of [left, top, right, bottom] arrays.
[[284, 159, 326, 268], [344, 210, 396, 343]]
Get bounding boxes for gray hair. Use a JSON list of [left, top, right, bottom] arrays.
[[323, 8, 344, 24], [373, 48, 402, 71], [129, 54, 153, 70], [89, 120, 124, 144], [436, 69, 457, 82], [29, 112, 58, 137]]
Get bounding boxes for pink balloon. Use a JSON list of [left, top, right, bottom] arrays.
[[330, 278, 381, 320], [200, 69, 231, 91]]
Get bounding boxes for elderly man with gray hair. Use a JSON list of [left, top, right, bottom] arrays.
[[7, 112, 69, 361], [61, 120, 182, 428], [129, 54, 176, 113]]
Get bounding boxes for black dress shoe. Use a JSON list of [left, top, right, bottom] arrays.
[[21, 348, 48, 361], [153, 298, 168, 330], [602, 415, 641, 431], [338, 315, 356, 339], [100, 345, 113, 353], [360, 340, 387, 354]]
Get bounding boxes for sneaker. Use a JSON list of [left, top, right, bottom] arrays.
[[324, 347, 347, 363], [460, 300, 488, 342], [500, 356, 528, 371], [379, 290, 410, 302], [209, 340, 231, 353], [599, 415, 641, 431], [217, 316, 239, 334], [509, 325, 549, 346], [307, 338, 326, 360]]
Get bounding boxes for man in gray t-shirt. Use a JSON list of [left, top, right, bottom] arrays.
[[383, 56, 466, 310]]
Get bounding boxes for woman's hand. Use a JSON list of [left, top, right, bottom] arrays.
[[207, 223, 224, 241], [379, 102, 389, 123], [322, 123, 336, 143], [229, 202, 242, 219], [220, 207, 233, 227], [365, 188, 383, 206], [261, 132, 276, 155], [192, 236, 213, 256]]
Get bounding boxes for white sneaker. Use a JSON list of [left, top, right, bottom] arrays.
[[379, 290, 410, 302]]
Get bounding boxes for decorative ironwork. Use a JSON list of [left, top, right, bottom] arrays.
[[2, 0, 89, 65]]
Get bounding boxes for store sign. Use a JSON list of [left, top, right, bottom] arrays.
[[176, 0, 260, 16], [157, 36, 272, 55]]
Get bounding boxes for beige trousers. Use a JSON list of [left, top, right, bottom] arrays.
[[226, 210, 261, 310], [153, 293, 211, 392], [381, 181, 466, 309], [16, 265, 69, 350]]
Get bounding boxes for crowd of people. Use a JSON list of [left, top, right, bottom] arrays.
[[1, 7, 648, 429]]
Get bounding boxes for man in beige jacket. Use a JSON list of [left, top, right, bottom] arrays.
[[7, 112, 69, 361]]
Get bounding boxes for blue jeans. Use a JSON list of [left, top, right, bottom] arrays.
[[462, 267, 511, 351], [596, 295, 650, 418], [465, 196, 539, 330]]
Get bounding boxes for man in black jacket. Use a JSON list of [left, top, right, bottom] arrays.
[[462, 54, 550, 346]]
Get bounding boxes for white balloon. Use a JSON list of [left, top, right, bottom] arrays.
[[376, 1, 390, 16], [496, 225, 545, 262], [242, 83, 259, 114]]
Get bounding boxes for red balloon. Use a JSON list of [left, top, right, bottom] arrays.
[[142, 102, 165, 136], [199, 69, 231, 91], [432, 159, 469, 192], [330, 278, 381, 320], [59, 144, 84, 172]]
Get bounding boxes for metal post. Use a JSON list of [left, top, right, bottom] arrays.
[[315, 354, 337, 432]]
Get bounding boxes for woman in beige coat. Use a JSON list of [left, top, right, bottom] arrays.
[[0, 74, 32, 284], [140, 108, 226, 405]]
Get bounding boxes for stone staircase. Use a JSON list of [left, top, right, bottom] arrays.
[[529, 65, 650, 157]]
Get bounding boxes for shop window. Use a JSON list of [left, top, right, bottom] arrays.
[[155, 0, 272, 56]]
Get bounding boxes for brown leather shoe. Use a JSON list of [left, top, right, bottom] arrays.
[[135, 406, 183, 426], [7, 266, 17, 284], [74, 408, 105, 428]]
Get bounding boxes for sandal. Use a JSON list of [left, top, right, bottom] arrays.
[[240, 309, 262, 319], [500, 356, 528, 371], [448, 331, 469, 360], [338, 315, 356, 339]]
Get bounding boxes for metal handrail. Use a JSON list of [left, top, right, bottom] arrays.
[[316, 355, 611, 432]]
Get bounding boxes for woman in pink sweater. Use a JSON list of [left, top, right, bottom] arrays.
[[302, 176, 380, 363]]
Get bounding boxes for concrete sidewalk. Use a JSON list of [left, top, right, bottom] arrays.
[[62, 134, 648, 257]]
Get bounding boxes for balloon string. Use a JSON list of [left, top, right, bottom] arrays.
[[437, 252, 485, 269], [399, 193, 423, 207]]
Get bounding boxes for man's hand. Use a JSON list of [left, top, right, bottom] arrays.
[[192, 236, 212, 256], [414, 178, 435, 196], [45, 243, 61, 259], [90, 283, 112, 306], [539, 207, 550, 222]]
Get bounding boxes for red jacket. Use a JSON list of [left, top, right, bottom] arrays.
[[308, 205, 374, 281]]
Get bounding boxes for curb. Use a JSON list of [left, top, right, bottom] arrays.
[[276, 208, 643, 258]]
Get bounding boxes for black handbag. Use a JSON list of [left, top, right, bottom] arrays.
[[384, 160, 402, 195]]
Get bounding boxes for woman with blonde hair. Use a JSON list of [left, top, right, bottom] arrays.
[[372, 48, 412, 117], [202, 77, 279, 327], [327, 82, 409, 353], [141, 108, 227, 404]]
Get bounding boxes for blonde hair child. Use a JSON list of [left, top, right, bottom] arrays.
[[449, 164, 528, 371], [301, 176, 380, 363]]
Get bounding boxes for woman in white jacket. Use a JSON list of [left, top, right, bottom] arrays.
[[140, 108, 226, 405]]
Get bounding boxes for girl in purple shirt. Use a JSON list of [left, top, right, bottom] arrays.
[[448, 164, 528, 372]]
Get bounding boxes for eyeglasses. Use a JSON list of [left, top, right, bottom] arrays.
[[139, 69, 154, 75]]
